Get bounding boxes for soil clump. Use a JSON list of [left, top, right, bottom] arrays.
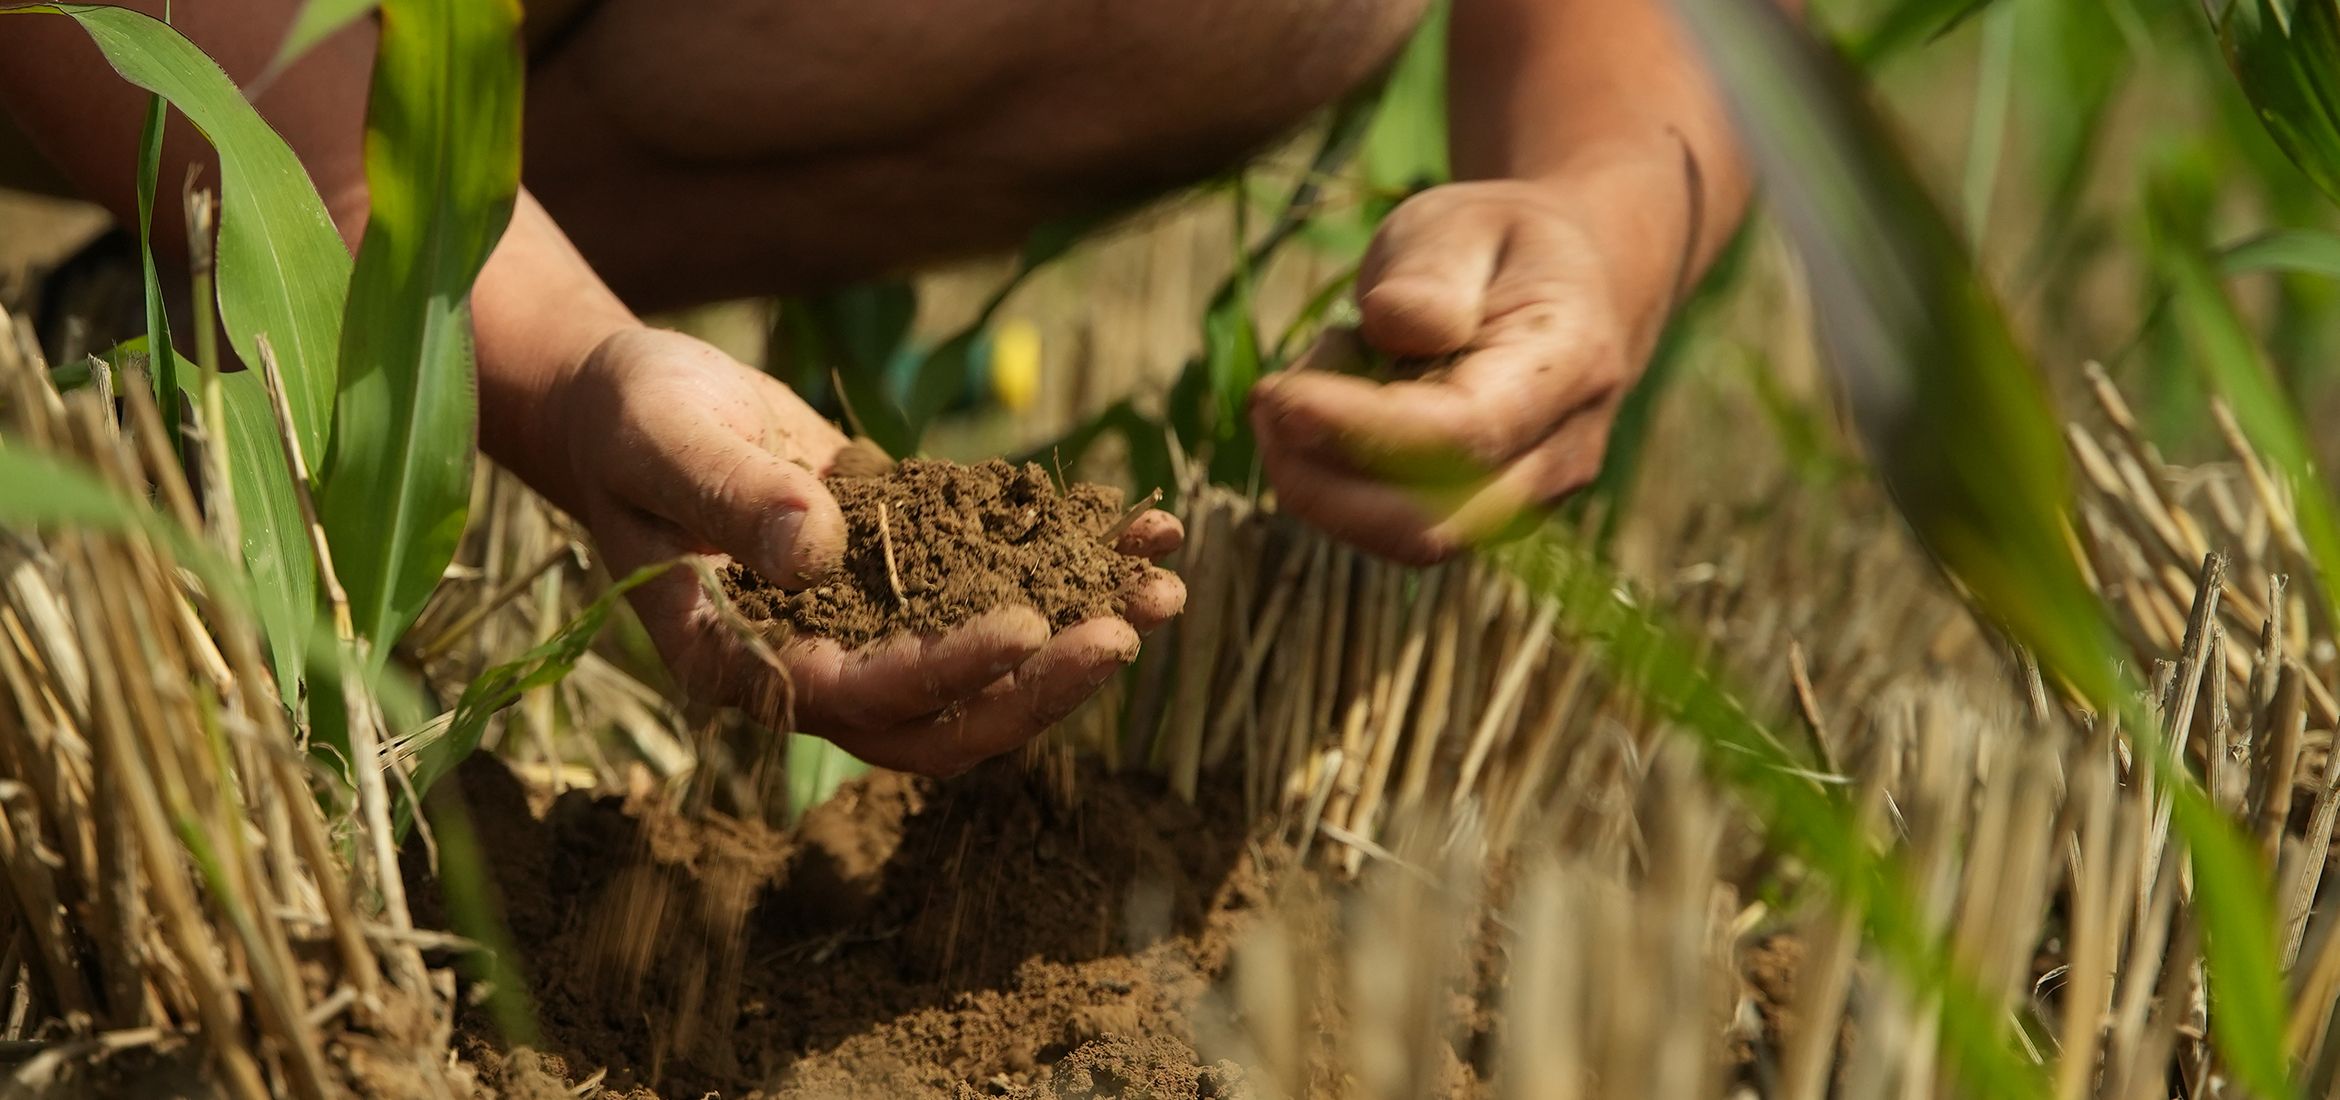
[[424, 755, 1273, 1098], [726, 457, 1138, 649]]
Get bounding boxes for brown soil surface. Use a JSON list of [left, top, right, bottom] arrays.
[[422, 754, 1278, 1098], [727, 458, 1138, 649]]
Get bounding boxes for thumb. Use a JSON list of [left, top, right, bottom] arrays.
[[1356, 195, 1504, 358], [619, 431, 848, 588]]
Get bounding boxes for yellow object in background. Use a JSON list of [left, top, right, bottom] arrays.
[[990, 316, 1043, 412]]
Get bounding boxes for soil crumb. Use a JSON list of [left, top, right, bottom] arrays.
[[727, 458, 1138, 649], [427, 754, 1271, 1099]]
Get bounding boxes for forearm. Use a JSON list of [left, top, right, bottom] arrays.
[[1448, 0, 1787, 340], [471, 193, 640, 515]]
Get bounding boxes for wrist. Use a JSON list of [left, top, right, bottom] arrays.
[[475, 313, 637, 517], [1531, 139, 1713, 358], [471, 192, 641, 515]]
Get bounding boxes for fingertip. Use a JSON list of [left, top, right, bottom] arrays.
[[958, 606, 1052, 670], [1114, 510, 1185, 558], [761, 482, 847, 588], [1030, 618, 1140, 715], [1123, 568, 1187, 634]]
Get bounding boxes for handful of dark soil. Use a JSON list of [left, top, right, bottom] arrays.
[[726, 456, 1142, 649]]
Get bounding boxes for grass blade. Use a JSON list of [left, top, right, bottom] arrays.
[[133, 92, 178, 441], [396, 563, 669, 818], [1848, 0, 2010, 66], [317, 0, 522, 654], [2213, 0, 2340, 205], [2222, 227, 2340, 280], [2153, 184, 2340, 657]]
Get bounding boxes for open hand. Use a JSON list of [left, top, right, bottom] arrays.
[[549, 328, 1184, 775], [1250, 180, 1653, 564]]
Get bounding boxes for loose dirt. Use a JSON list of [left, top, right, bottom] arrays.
[[425, 755, 1277, 1098], [726, 458, 1139, 650]]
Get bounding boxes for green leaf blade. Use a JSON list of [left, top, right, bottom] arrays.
[[6, 3, 355, 460], [317, 0, 522, 652], [134, 92, 179, 435]]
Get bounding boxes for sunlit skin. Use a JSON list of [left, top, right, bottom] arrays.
[[0, 0, 1784, 775]]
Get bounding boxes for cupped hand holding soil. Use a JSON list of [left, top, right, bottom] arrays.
[[723, 453, 1185, 775], [546, 330, 1180, 775]]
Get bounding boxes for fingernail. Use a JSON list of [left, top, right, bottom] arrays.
[[763, 508, 812, 585]]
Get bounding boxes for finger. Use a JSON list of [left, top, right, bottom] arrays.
[[1258, 440, 1454, 565], [832, 618, 1140, 776], [1251, 341, 1611, 476], [786, 607, 1050, 732], [1417, 419, 1608, 547], [1114, 509, 1185, 559], [1260, 423, 1607, 564], [1355, 193, 1505, 357], [1121, 565, 1186, 634], [590, 509, 777, 710], [605, 423, 847, 589]]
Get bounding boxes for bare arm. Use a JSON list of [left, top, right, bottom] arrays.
[[1449, 0, 1780, 347], [0, 6, 1179, 775], [1252, 0, 1794, 562]]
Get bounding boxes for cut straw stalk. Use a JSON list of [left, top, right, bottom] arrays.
[[1390, 559, 1465, 823], [1337, 565, 1444, 873], [1201, 528, 1305, 768], [1162, 490, 1226, 800], [1451, 597, 1559, 808], [254, 336, 430, 999]]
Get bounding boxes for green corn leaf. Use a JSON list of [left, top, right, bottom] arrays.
[[272, 0, 377, 71], [1680, 1, 2296, 1093], [133, 92, 179, 439], [1013, 399, 1176, 507], [317, 0, 522, 655], [2173, 783, 2293, 1089], [396, 563, 669, 824], [2213, 0, 2340, 204], [73, 2, 325, 697], [786, 734, 869, 823], [177, 370, 317, 698], [5, 3, 353, 461]]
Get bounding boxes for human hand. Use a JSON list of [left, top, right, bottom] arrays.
[[1250, 178, 1667, 564], [547, 328, 1183, 775]]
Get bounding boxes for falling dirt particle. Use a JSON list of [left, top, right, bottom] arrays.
[[727, 458, 1140, 649]]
